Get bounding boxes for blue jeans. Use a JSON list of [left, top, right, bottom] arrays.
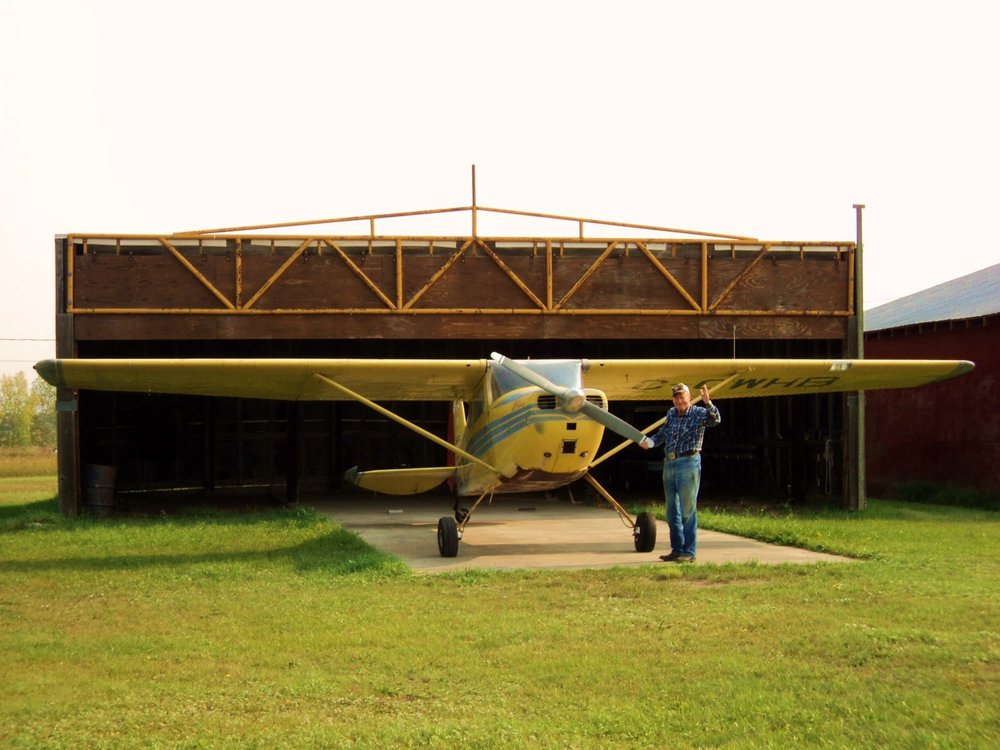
[[662, 454, 701, 557]]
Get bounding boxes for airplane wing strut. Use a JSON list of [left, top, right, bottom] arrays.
[[313, 374, 499, 474]]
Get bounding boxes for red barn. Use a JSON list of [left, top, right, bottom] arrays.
[[864, 263, 999, 496]]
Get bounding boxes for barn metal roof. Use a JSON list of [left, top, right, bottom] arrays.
[[865, 262, 1000, 331]]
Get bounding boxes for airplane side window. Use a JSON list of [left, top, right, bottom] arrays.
[[467, 369, 493, 426], [491, 368, 519, 396], [467, 397, 484, 426]]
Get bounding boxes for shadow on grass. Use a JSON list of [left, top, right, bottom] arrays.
[[0, 496, 323, 532], [0, 528, 407, 577], [0, 496, 62, 527], [0, 499, 409, 577]]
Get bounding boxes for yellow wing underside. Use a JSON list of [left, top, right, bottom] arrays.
[[344, 466, 456, 495], [584, 358, 974, 400], [35, 357, 973, 402], [35, 358, 489, 401]]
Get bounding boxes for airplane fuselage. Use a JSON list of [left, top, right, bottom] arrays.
[[453, 385, 608, 496]]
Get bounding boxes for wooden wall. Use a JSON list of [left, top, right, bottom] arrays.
[[54, 232, 860, 513], [66, 237, 852, 342]]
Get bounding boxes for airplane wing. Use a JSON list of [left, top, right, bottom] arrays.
[[582, 358, 974, 401], [36, 356, 974, 404], [34, 358, 489, 401]]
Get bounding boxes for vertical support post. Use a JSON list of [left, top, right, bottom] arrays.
[[395, 239, 403, 308], [701, 241, 709, 311], [286, 401, 300, 504], [471, 164, 478, 239], [234, 238, 243, 308], [545, 239, 553, 309], [853, 204, 866, 360], [54, 237, 81, 516], [203, 397, 215, 494], [330, 402, 341, 493], [844, 204, 866, 511]]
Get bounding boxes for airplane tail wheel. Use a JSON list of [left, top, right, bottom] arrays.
[[437, 516, 459, 557], [633, 511, 657, 552]]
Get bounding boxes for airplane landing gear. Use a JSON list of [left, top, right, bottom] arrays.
[[633, 511, 657, 552], [437, 516, 459, 557], [582, 472, 658, 553], [437, 487, 495, 557]]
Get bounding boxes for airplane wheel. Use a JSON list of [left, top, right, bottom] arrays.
[[634, 511, 657, 552], [437, 516, 459, 557]]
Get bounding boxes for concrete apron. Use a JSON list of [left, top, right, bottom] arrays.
[[311, 493, 852, 573]]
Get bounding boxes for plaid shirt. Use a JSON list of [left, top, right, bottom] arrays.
[[648, 404, 721, 455]]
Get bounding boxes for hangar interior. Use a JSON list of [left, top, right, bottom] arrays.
[[52, 206, 862, 514]]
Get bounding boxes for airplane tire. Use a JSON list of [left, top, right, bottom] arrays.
[[437, 516, 459, 557], [634, 511, 657, 552]]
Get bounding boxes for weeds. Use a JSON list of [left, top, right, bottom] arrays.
[[893, 480, 999, 511], [0, 447, 57, 478]]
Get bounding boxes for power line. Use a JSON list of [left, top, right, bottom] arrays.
[[0, 338, 56, 342]]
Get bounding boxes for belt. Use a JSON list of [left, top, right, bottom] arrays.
[[665, 450, 699, 461]]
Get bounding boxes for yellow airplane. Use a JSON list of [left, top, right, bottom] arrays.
[[35, 354, 973, 557]]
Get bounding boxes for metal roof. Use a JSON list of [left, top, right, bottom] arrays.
[[865, 262, 1000, 331]]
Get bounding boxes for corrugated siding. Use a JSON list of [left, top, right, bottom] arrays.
[[866, 263, 1000, 331], [865, 317, 998, 495]]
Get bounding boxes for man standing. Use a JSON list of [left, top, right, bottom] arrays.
[[640, 383, 720, 563]]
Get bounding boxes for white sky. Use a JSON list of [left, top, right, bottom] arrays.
[[2, 0, 997, 378]]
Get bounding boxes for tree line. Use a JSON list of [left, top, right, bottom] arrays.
[[0, 373, 56, 448]]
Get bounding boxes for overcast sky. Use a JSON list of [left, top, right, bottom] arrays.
[[2, 0, 997, 378]]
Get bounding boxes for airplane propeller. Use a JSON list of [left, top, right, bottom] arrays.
[[490, 352, 646, 444]]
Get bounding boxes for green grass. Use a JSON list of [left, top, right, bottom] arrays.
[[2, 477, 997, 749]]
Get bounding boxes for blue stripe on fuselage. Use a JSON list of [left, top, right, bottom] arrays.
[[463, 403, 568, 460]]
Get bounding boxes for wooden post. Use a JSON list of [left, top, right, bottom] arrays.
[[471, 164, 478, 239], [54, 237, 81, 516], [844, 205, 866, 511], [286, 401, 300, 504]]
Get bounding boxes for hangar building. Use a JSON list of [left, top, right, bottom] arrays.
[[865, 263, 999, 496], [51, 204, 866, 515]]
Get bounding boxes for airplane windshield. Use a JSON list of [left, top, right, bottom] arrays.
[[490, 359, 582, 396]]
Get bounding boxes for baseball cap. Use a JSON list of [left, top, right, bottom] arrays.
[[671, 383, 690, 396]]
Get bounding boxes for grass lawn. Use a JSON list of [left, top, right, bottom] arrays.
[[1, 476, 997, 749]]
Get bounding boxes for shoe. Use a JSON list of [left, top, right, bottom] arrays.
[[672, 554, 695, 563], [659, 552, 679, 561]]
